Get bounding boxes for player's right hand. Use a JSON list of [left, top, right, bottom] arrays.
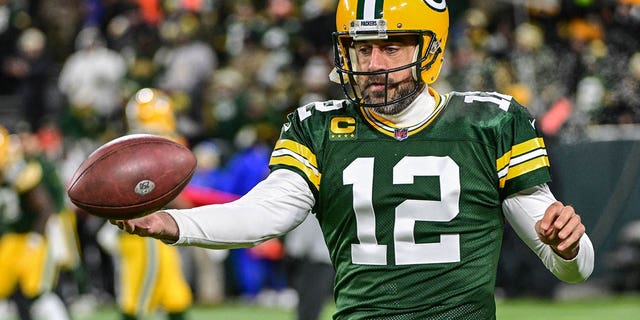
[[111, 211, 180, 243], [535, 201, 585, 260]]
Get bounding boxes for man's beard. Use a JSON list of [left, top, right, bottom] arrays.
[[361, 75, 418, 115]]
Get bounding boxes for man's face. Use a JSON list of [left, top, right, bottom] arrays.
[[353, 36, 419, 114]]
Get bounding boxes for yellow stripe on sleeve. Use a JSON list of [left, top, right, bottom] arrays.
[[512, 137, 546, 156], [273, 139, 318, 168], [269, 156, 321, 190], [496, 137, 546, 172], [269, 139, 321, 190], [499, 156, 550, 188]]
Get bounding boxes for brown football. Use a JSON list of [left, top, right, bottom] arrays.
[[67, 134, 196, 219]]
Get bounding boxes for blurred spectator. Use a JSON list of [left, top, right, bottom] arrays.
[[298, 53, 340, 106], [607, 0, 640, 53], [125, 87, 179, 137], [201, 67, 247, 141], [599, 51, 640, 124], [185, 139, 234, 196], [0, 0, 22, 94], [299, 0, 338, 53], [510, 22, 555, 117], [3, 28, 56, 132], [606, 219, 640, 292], [255, 0, 302, 85], [285, 214, 334, 320], [103, 3, 163, 106], [35, 0, 83, 61], [443, 8, 498, 92], [180, 139, 237, 305], [154, 10, 217, 141], [222, 0, 266, 60], [222, 124, 294, 307], [57, 26, 127, 139]]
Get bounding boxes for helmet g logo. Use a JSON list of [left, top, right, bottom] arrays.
[[423, 0, 447, 11]]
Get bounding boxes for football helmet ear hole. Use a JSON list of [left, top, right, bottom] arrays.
[[420, 32, 443, 83]]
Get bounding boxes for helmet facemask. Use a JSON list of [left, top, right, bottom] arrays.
[[331, 0, 449, 109], [332, 30, 443, 108]]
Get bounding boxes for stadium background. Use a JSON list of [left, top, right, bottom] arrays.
[[1, 0, 639, 319]]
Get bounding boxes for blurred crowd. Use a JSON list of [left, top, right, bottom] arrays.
[[0, 0, 638, 142], [0, 0, 639, 319]]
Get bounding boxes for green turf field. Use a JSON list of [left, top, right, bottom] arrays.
[[63, 294, 640, 320], [495, 295, 640, 320]]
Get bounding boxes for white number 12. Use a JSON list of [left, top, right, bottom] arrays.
[[343, 156, 461, 265]]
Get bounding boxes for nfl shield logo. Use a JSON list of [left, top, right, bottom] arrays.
[[394, 128, 408, 141]]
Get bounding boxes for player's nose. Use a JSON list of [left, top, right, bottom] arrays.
[[368, 47, 388, 70]]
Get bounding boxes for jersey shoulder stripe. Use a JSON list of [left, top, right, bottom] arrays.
[[268, 99, 349, 192], [269, 139, 321, 190], [496, 137, 549, 188], [446, 91, 551, 193]]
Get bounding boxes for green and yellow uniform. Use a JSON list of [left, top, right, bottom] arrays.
[[103, 87, 193, 319], [115, 234, 193, 316], [269, 90, 551, 319], [0, 157, 57, 299]]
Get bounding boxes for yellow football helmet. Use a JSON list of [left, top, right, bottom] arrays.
[[126, 88, 177, 135], [0, 126, 43, 193], [0, 125, 9, 170], [332, 0, 449, 107]]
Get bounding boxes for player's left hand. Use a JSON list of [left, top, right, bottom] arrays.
[[535, 201, 585, 260]]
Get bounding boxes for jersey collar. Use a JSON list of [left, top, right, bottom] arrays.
[[360, 87, 447, 139]]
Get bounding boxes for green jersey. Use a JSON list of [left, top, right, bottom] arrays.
[[269, 90, 551, 319], [0, 157, 46, 234]]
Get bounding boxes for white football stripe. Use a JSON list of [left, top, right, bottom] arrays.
[[363, 0, 376, 20]]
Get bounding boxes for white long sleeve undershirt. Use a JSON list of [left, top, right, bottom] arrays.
[[167, 169, 312, 248], [502, 184, 594, 283], [167, 169, 594, 283]]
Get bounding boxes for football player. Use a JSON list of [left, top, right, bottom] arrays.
[[0, 125, 70, 320], [96, 88, 193, 320], [112, 1, 595, 319]]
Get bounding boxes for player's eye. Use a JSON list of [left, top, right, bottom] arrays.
[[355, 45, 372, 56], [383, 46, 400, 54]]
